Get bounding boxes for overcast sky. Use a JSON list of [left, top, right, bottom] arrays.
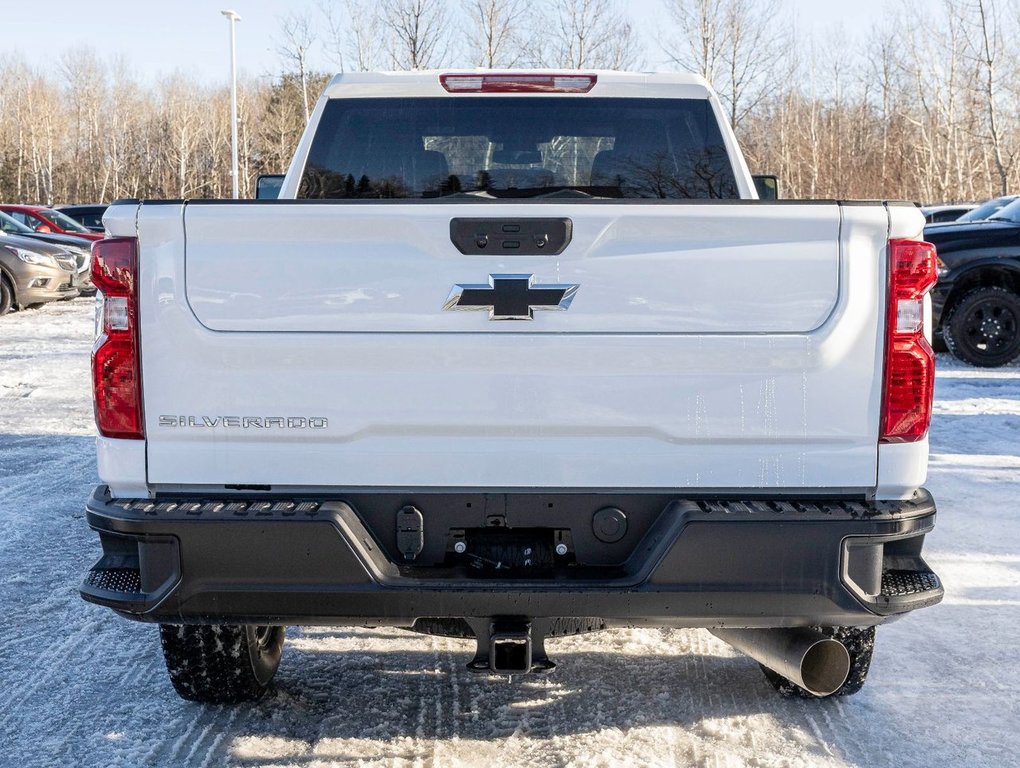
[[7, 0, 905, 84]]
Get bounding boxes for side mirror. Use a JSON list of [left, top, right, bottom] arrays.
[[37, 224, 52, 233], [256, 174, 285, 200], [752, 175, 779, 201]]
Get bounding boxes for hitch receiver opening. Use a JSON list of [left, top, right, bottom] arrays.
[[491, 625, 532, 673], [466, 618, 555, 675]]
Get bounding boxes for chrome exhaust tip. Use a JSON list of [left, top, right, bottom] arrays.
[[710, 627, 850, 697]]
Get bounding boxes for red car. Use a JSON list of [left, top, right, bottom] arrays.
[[0, 204, 103, 241]]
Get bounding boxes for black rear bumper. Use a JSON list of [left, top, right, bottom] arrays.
[[80, 486, 942, 628]]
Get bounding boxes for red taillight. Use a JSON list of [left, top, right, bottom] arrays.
[[881, 239, 937, 443], [91, 237, 143, 439], [440, 73, 597, 93]]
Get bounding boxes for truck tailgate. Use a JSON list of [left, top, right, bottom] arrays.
[[136, 201, 897, 491]]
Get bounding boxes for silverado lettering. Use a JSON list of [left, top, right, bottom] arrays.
[[158, 415, 329, 429]]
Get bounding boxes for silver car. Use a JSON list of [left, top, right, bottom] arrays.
[[0, 210, 92, 292], [0, 233, 80, 315]]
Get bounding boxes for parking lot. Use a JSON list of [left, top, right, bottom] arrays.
[[2, 297, 1018, 767]]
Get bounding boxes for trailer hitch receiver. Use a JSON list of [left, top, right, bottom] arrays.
[[466, 618, 556, 675]]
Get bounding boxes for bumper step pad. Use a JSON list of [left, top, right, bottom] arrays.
[[873, 561, 943, 613], [84, 567, 142, 594], [882, 568, 941, 597]]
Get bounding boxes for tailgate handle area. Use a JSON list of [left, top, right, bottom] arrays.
[[450, 218, 572, 255]]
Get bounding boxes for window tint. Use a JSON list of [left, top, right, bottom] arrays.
[[960, 196, 1017, 222], [299, 97, 739, 200], [41, 209, 91, 233], [988, 198, 1020, 223], [0, 211, 34, 234], [61, 207, 106, 229]]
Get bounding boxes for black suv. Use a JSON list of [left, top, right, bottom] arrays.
[[925, 199, 1020, 367], [57, 204, 107, 233]]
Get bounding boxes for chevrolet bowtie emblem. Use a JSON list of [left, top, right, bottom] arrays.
[[443, 274, 579, 320]]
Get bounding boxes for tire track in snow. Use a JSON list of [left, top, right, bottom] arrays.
[[829, 696, 868, 763], [145, 700, 237, 768], [434, 634, 464, 766], [198, 708, 238, 768], [167, 707, 206, 764], [446, 635, 463, 745], [430, 637, 445, 767], [182, 722, 216, 764], [129, 655, 159, 688], [134, 711, 189, 767], [0, 618, 107, 731], [800, 707, 838, 760]]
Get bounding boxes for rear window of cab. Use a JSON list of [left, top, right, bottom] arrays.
[[298, 97, 739, 201]]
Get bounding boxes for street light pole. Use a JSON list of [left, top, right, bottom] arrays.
[[221, 10, 241, 199]]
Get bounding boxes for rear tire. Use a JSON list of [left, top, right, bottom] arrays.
[[944, 286, 1020, 367], [159, 624, 285, 703], [760, 626, 875, 698], [0, 276, 13, 315]]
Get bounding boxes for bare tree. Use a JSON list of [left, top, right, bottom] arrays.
[[898, 0, 983, 201], [156, 76, 210, 198], [660, 0, 725, 82], [971, 0, 1014, 195], [464, 0, 529, 67], [15, 65, 63, 204], [321, 0, 384, 72], [277, 11, 318, 122], [864, 24, 904, 195], [381, 0, 452, 70], [105, 56, 149, 199], [544, 0, 639, 69], [60, 48, 108, 202], [660, 0, 788, 130]]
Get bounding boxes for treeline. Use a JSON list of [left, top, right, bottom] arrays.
[[1, 0, 1019, 204]]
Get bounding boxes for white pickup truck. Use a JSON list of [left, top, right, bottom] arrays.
[[81, 70, 942, 704]]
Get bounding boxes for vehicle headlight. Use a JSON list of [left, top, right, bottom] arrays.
[[936, 256, 949, 277], [4, 246, 58, 269]]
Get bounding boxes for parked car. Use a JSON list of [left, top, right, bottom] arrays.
[[57, 203, 108, 233], [925, 197, 1020, 366], [0, 211, 93, 292], [921, 203, 976, 224], [0, 204, 103, 241], [0, 235, 80, 314], [954, 194, 1019, 224]]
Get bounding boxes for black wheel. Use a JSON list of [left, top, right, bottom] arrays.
[[760, 626, 875, 698], [159, 624, 285, 703], [944, 286, 1020, 367], [0, 276, 13, 315]]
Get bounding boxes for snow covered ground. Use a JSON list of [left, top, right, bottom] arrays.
[[2, 298, 1018, 768]]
